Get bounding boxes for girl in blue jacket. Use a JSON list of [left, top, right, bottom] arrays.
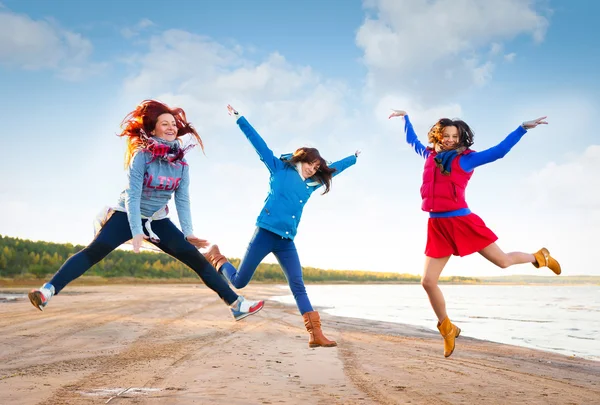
[[204, 104, 359, 347], [28, 100, 264, 321]]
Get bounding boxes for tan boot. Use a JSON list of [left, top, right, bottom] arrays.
[[302, 311, 337, 348], [437, 317, 461, 358], [203, 245, 228, 271], [532, 247, 561, 275]]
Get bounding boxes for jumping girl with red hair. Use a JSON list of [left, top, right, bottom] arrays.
[[29, 100, 264, 321], [203, 104, 360, 348], [389, 109, 561, 357]]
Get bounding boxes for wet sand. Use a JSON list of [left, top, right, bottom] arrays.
[[0, 284, 598, 404]]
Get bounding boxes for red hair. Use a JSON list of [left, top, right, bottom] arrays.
[[118, 99, 204, 167]]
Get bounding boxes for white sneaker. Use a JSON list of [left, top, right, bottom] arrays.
[[28, 283, 55, 311], [229, 296, 264, 321]]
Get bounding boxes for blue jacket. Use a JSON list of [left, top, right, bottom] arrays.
[[236, 116, 357, 240]]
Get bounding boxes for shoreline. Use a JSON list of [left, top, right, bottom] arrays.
[[2, 278, 599, 288], [1, 284, 599, 404]]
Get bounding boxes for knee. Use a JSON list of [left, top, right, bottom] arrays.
[[421, 276, 438, 291], [289, 278, 307, 295], [231, 279, 249, 289], [495, 258, 511, 269], [83, 242, 113, 262]]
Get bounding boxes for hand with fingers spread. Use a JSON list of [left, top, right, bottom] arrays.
[[389, 109, 407, 119], [227, 104, 240, 121], [186, 235, 210, 249], [522, 116, 548, 129], [355, 150, 361, 157]]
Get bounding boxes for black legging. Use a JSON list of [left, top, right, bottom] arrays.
[[49, 211, 238, 304]]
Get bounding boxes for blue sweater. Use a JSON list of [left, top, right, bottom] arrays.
[[236, 116, 357, 240], [117, 138, 193, 237]]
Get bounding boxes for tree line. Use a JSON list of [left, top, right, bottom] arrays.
[[0, 235, 479, 284]]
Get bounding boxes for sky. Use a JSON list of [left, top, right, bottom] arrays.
[[1, 0, 599, 277]]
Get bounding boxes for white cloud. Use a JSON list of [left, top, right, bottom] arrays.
[[372, 94, 462, 138], [0, 9, 101, 79], [121, 18, 154, 39], [472, 60, 494, 86], [504, 52, 516, 62], [357, 0, 549, 101], [122, 30, 351, 138], [490, 42, 503, 56], [529, 145, 600, 213]]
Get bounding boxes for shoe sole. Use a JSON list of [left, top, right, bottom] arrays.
[[309, 343, 338, 348], [28, 291, 44, 311], [234, 301, 265, 321]]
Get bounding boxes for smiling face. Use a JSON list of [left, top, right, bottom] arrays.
[[441, 125, 460, 150], [152, 113, 178, 141], [301, 160, 320, 178]]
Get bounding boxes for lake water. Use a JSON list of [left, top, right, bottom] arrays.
[[272, 284, 600, 360]]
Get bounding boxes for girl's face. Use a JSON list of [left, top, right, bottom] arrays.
[[441, 126, 460, 150], [152, 113, 178, 141], [301, 160, 320, 178]]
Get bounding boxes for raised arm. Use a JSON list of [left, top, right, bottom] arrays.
[[227, 104, 282, 173], [389, 109, 429, 159], [330, 153, 358, 179], [459, 116, 548, 172], [312, 153, 358, 191]]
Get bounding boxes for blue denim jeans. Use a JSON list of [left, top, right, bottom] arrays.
[[221, 227, 313, 314]]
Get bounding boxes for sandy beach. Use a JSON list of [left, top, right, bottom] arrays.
[[0, 284, 598, 405]]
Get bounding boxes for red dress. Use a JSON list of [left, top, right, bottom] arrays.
[[421, 151, 497, 258]]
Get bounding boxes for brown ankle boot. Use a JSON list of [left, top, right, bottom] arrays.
[[437, 317, 461, 358], [203, 245, 228, 271], [302, 311, 337, 348], [532, 248, 561, 275]]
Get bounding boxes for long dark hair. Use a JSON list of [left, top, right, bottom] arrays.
[[283, 147, 336, 194], [427, 118, 475, 149]]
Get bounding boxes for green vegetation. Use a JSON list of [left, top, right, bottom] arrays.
[[2, 235, 598, 285], [0, 234, 475, 284]]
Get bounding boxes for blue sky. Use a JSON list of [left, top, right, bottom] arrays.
[[1, 0, 598, 277]]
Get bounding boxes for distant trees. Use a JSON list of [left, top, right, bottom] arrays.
[[0, 235, 479, 284]]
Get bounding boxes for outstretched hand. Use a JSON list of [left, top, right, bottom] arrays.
[[522, 116, 548, 129], [227, 104, 240, 120], [355, 150, 361, 157], [186, 235, 210, 249], [388, 109, 407, 119], [132, 233, 149, 253]]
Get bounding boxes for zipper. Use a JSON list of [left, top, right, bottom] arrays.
[[430, 159, 435, 211]]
